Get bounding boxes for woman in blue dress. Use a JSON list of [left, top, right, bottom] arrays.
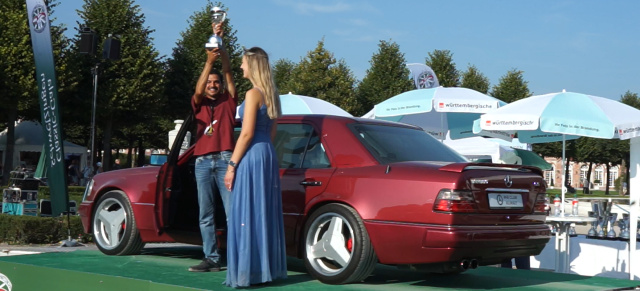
[[223, 47, 287, 288]]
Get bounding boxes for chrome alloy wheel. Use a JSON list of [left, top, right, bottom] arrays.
[[93, 197, 127, 250], [305, 212, 355, 276]]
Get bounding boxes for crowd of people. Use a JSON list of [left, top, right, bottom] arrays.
[[188, 21, 286, 288], [66, 159, 110, 186]]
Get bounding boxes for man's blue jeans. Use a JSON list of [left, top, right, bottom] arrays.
[[194, 151, 232, 263]]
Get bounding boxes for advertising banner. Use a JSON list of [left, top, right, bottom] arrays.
[[406, 63, 439, 89], [26, 0, 69, 216]]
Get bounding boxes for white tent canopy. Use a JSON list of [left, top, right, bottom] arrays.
[[0, 120, 87, 170], [443, 133, 530, 164]]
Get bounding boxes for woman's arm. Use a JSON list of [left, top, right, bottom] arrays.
[[224, 88, 262, 190]]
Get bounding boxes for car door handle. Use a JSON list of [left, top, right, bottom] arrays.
[[300, 181, 322, 186]]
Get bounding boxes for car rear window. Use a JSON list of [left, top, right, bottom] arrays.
[[350, 124, 468, 164]]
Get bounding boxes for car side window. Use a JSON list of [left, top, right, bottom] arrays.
[[301, 132, 330, 169], [274, 124, 314, 169]]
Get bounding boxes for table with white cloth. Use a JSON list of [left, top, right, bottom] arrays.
[[545, 215, 597, 273]]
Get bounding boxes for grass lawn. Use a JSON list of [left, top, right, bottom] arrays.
[[546, 188, 626, 199]]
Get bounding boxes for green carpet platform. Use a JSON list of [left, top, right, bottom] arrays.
[[0, 246, 637, 290]]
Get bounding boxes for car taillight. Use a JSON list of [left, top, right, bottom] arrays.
[[534, 193, 547, 214], [433, 189, 477, 213]]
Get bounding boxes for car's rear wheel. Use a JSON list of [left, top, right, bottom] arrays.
[[303, 203, 378, 284], [92, 191, 145, 255]]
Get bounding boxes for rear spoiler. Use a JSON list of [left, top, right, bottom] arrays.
[[439, 162, 544, 177]]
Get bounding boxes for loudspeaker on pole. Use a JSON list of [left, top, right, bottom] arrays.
[[102, 37, 121, 60], [79, 28, 96, 55]]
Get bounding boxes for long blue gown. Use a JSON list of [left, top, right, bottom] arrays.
[[224, 102, 287, 288]]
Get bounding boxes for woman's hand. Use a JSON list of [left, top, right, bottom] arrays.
[[224, 169, 235, 191]]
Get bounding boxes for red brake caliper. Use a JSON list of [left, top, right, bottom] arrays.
[[346, 238, 353, 252]]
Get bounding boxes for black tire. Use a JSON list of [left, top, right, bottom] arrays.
[[92, 191, 145, 255], [302, 203, 378, 284]]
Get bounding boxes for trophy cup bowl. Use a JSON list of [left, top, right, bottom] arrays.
[[606, 213, 618, 238], [619, 213, 629, 240], [569, 223, 577, 237], [587, 211, 597, 237], [597, 216, 606, 237], [205, 7, 227, 50]]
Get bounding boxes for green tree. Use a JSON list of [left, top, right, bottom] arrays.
[[164, 1, 247, 122], [357, 40, 413, 116], [460, 65, 490, 94], [71, 0, 165, 171], [288, 40, 358, 114], [620, 91, 640, 108], [588, 139, 626, 195], [0, 0, 69, 184], [490, 69, 531, 103], [425, 49, 459, 87], [272, 58, 296, 95]]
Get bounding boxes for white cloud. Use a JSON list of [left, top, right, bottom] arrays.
[[348, 18, 369, 27], [274, 0, 353, 14]]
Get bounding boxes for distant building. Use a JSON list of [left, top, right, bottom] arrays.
[[543, 157, 623, 191]]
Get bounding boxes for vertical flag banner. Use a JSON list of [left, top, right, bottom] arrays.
[[407, 63, 439, 89], [26, 0, 69, 216]]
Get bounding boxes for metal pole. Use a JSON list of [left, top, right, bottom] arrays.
[[90, 63, 99, 175]]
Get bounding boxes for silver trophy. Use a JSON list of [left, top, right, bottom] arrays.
[[205, 7, 226, 50], [597, 215, 607, 237], [569, 223, 577, 237], [619, 213, 629, 240], [587, 211, 598, 237], [606, 213, 618, 238]]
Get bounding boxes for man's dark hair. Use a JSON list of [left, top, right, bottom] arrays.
[[210, 69, 223, 83]]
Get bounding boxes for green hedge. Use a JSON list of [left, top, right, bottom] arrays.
[[0, 214, 92, 245], [38, 186, 85, 203], [0, 185, 92, 245]]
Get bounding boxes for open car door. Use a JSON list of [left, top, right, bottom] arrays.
[[154, 114, 196, 233]]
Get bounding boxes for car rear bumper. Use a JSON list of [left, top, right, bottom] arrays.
[[365, 221, 551, 265]]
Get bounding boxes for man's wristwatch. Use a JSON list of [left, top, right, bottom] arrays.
[[228, 160, 237, 168]]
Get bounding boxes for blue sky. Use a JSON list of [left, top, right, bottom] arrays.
[[55, 0, 639, 101]]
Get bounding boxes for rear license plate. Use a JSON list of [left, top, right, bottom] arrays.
[[488, 193, 523, 209]]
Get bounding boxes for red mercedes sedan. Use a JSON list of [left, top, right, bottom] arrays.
[[79, 114, 550, 284]]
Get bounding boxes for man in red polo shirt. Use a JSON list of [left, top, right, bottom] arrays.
[[188, 22, 236, 272]]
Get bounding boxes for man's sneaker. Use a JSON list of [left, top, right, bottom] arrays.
[[188, 259, 221, 272]]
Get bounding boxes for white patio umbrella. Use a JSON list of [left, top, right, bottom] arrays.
[[443, 135, 552, 170], [280, 93, 352, 117], [363, 87, 505, 140], [475, 91, 640, 279], [236, 93, 352, 118]]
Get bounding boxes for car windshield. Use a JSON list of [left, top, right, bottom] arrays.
[[350, 123, 468, 164]]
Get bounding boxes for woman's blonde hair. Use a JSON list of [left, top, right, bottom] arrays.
[[243, 47, 282, 119]]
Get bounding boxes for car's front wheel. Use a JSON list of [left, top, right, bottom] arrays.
[[92, 191, 145, 255], [303, 203, 378, 284]]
